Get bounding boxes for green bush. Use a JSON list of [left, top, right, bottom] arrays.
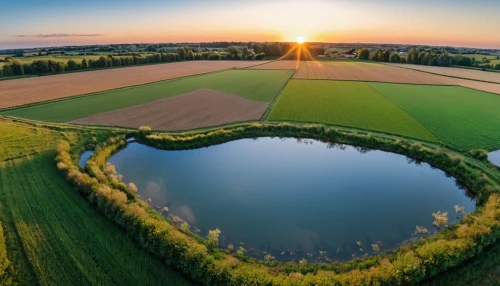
[[0, 222, 11, 284]]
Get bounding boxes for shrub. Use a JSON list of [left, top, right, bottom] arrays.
[[0, 223, 11, 281], [255, 53, 266, 60], [469, 149, 488, 161], [138, 126, 152, 135], [389, 53, 401, 63], [208, 53, 220, 60], [357, 48, 369, 60]]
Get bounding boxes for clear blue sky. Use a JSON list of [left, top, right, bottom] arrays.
[[2, 0, 500, 49]]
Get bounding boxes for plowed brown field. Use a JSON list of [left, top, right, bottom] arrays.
[[388, 63, 500, 84], [70, 89, 268, 131], [0, 61, 267, 109], [293, 61, 455, 84]]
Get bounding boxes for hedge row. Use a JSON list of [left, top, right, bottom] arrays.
[[56, 123, 500, 285], [0, 222, 11, 285]]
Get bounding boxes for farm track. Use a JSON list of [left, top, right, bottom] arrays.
[[387, 63, 500, 84]]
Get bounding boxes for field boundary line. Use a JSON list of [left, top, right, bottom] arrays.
[[364, 82, 441, 143], [291, 77, 458, 87], [260, 70, 296, 121], [0, 66, 266, 112], [382, 63, 500, 85]]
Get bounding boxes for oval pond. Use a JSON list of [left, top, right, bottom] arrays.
[[107, 138, 475, 261]]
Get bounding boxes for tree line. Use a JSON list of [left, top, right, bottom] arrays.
[[0, 45, 276, 78], [358, 48, 500, 70]]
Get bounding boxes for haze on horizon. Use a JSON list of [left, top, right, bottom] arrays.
[[2, 0, 500, 49]]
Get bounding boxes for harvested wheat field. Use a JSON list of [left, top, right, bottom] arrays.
[[388, 63, 500, 84], [70, 89, 268, 131], [249, 60, 299, 70], [294, 61, 454, 85], [0, 61, 267, 109]]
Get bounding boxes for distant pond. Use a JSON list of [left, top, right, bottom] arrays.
[[489, 150, 500, 167], [107, 138, 475, 262]]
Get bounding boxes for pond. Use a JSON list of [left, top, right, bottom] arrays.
[[107, 137, 475, 262], [78, 150, 94, 168], [489, 150, 500, 167]]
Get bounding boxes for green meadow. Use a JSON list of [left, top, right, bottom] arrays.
[[268, 80, 438, 141], [369, 83, 500, 151]]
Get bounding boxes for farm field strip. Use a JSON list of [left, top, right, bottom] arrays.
[[268, 80, 438, 141], [70, 89, 269, 131], [387, 63, 500, 84], [0, 60, 269, 109], [369, 83, 500, 151], [1, 69, 294, 122], [0, 153, 190, 285], [293, 61, 455, 85]]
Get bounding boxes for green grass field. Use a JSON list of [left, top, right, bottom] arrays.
[[2, 69, 293, 122], [268, 80, 438, 141], [0, 120, 67, 161], [0, 121, 190, 285], [369, 83, 500, 151]]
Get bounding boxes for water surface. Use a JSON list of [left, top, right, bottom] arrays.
[[78, 150, 94, 168], [489, 150, 500, 167], [108, 138, 475, 261]]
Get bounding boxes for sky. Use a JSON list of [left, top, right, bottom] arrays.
[[2, 0, 500, 49]]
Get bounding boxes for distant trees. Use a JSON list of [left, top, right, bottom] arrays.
[[357, 48, 369, 60], [82, 58, 88, 69], [389, 53, 400, 63], [177, 47, 186, 61], [0, 43, 275, 78], [252, 44, 262, 54]]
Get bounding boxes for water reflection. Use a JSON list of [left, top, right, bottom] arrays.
[[108, 137, 476, 262]]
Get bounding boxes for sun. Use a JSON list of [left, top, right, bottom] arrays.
[[296, 36, 305, 44]]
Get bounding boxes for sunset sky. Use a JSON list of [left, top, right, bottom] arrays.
[[2, 0, 500, 49]]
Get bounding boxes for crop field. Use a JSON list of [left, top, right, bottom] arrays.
[[369, 83, 500, 151], [71, 89, 269, 130], [0, 60, 268, 109], [268, 80, 438, 141], [388, 63, 500, 84], [293, 61, 456, 84], [2, 69, 293, 122], [0, 120, 190, 285], [0, 119, 66, 161]]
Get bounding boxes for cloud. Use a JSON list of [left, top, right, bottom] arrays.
[[15, 33, 102, 38]]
